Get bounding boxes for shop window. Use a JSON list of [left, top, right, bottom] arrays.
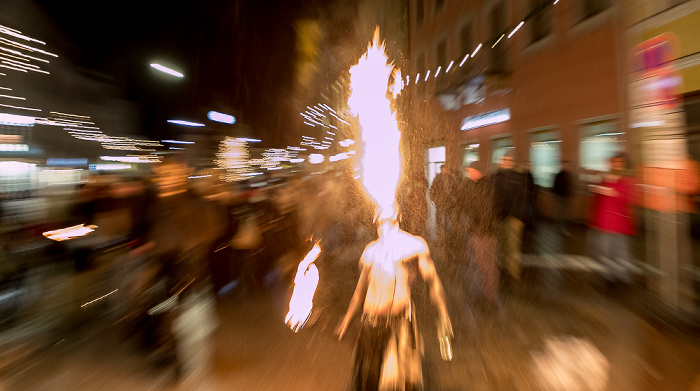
[[491, 137, 513, 168], [460, 23, 473, 59], [436, 0, 445, 12], [530, 131, 561, 188], [416, 0, 425, 26], [528, 0, 551, 45], [579, 122, 624, 173], [580, 0, 608, 22], [425, 146, 446, 186]]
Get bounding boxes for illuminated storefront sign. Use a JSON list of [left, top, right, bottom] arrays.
[[461, 108, 510, 131]]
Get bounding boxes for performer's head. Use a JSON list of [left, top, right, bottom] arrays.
[[375, 202, 400, 237]]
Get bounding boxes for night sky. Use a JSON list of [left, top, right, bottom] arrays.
[[35, 0, 317, 145]]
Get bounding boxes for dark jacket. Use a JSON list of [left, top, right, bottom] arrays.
[[553, 170, 572, 198], [494, 169, 533, 222], [462, 176, 499, 237]]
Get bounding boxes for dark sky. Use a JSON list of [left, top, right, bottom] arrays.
[[36, 0, 314, 145]]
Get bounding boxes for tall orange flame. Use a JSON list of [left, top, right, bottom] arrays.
[[285, 243, 321, 332], [348, 29, 403, 221]]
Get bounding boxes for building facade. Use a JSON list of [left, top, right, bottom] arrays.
[[406, 0, 626, 219]]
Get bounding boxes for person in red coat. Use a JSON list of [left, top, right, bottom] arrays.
[[589, 154, 636, 283]]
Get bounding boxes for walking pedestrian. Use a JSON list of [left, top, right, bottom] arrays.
[[463, 161, 501, 308], [588, 154, 636, 283], [553, 160, 573, 236]]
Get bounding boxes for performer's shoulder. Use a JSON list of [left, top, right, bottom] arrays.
[[398, 230, 428, 252]]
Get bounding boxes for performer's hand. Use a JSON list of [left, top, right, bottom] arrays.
[[336, 318, 350, 341]]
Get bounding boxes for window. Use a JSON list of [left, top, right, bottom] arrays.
[[579, 122, 624, 173], [581, 0, 608, 21], [460, 23, 473, 58], [463, 143, 480, 176], [491, 137, 513, 168], [530, 131, 561, 188], [425, 146, 446, 186], [529, 0, 551, 45], [436, 39, 447, 68], [436, 0, 445, 11], [416, 0, 425, 26]]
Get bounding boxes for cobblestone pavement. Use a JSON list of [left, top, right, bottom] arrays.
[[2, 227, 700, 390]]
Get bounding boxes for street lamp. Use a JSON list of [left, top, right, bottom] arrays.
[[150, 63, 184, 78]]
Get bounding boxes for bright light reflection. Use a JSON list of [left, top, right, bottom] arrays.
[[167, 120, 204, 127], [150, 63, 184, 78]]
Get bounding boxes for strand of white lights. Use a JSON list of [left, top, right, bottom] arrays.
[[435, 66, 442, 77], [0, 25, 46, 45], [508, 22, 524, 39], [459, 54, 469, 67], [0, 103, 40, 111], [0, 94, 25, 100], [492, 34, 505, 48], [0, 46, 49, 63], [0, 37, 57, 57]]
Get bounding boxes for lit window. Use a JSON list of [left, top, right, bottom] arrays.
[[530, 131, 561, 188], [425, 146, 446, 186], [492, 137, 512, 168], [463, 143, 480, 176], [579, 122, 624, 174]]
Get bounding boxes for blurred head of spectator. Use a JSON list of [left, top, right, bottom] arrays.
[[500, 149, 515, 170]]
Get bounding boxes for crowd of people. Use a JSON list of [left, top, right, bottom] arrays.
[[425, 151, 700, 310]]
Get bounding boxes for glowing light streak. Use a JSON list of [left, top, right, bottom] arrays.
[[492, 34, 505, 48], [150, 63, 183, 78], [289, 158, 304, 163], [0, 37, 57, 57], [207, 111, 236, 124], [0, 87, 10, 90], [339, 139, 355, 147], [472, 44, 482, 57], [554, 0, 560, 3], [508, 22, 524, 38], [0, 113, 35, 126], [415, 73, 420, 84], [0, 63, 26, 72], [50, 111, 90, 118], [435, 66, 442, 77], [0, 26, 46, 45], [0, 103, 40, 111], [459, 54, 469, 67], [237, 138, 261, 143], [43, 224, 97, 241], [161, 139, 194, 144], [308, 154, 324, 164], [445, 60, 454, 73], [0, 94, 24, 101], [167, 119, 204, 127], [189, 175, 212, 179], [424, 70, 431, 81], [286, 243, 322, 332], [0, 46, 49, 63], [80, 289, 118, 308], [348, 29, 402, 221]]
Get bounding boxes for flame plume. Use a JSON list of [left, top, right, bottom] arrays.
[[348, 29, 403, 221], [285, 243, 321, 332]]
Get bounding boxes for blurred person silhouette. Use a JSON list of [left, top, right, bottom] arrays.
[[430, 164, 449, 236], [495, 149, 529, 280], [129, 155, 218, 380], [588, 154, 636, 283], [553, 160, 573, 236], [398, 171, 429, 238], [337, 209, 452, 391], [463, 160, 501, 309]]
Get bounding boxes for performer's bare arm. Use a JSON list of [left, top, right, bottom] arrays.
[[417, 244, 452, 331], [337, 260, 370, 341]]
